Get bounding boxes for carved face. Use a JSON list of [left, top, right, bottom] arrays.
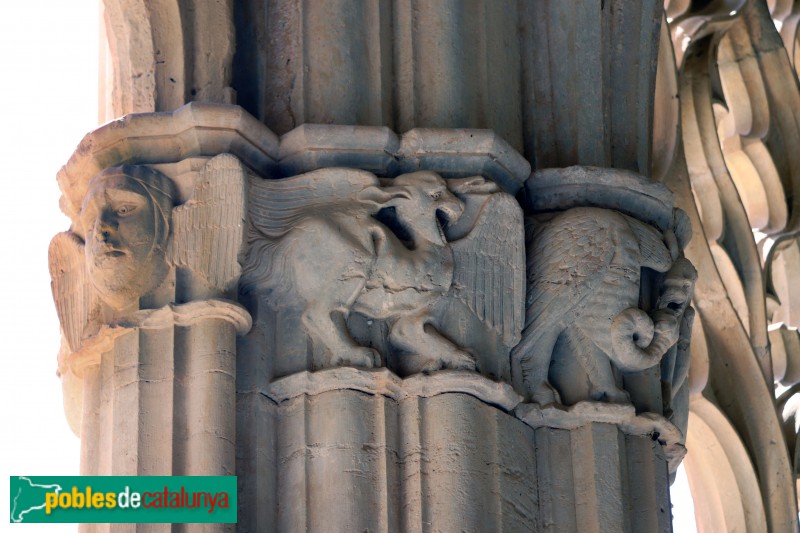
[[392, 172, 464, 228], [80, 166, 174, 309]]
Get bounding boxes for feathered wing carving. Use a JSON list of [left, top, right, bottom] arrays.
[[449, 193, 525, 346], [49, 232, 90, 353], [171, 154, 247, 292], [248, 167, 381, 238], [513, 207, 687, 404], [517, 210, 616, 354], [626, 217, 673, 272], [522, 213, 672, 342]]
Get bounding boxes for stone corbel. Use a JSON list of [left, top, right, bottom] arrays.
[[232, 121, 690, 530], [513, 165, 696, 446], [50, 103, 264, 477], [239, 122, 531, 386]]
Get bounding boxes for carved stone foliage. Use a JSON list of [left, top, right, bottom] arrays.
[[242, 168, 525, 380], [513, 166, 696, 412]]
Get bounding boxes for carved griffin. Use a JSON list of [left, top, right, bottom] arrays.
[[244, 169, 524, 377], [512, 207, 697, 405]]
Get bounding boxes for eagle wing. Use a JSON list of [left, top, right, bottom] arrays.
[[171, 154, 248, 292], [449, 192, 525, 346], [626, 216, 673, 272], [49, 231, 90, 353], [516, 209, 616, 354]]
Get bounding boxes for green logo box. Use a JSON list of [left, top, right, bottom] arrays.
[[10, 476, 237, 524]]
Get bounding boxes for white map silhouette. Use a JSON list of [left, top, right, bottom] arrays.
[[10, 476, 62, 523]]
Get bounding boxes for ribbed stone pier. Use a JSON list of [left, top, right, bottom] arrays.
[[49, 2, 711, 531]]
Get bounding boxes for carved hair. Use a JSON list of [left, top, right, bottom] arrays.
[[82, 165, 177, 248]]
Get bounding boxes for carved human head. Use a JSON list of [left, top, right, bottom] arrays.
[[80, 165, 176, 309]]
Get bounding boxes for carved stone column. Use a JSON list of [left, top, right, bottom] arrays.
[[514, 165, 696, 533], [51, 103, 696, 531], [60, 0, 703, 530], [235, 124, 533, 531], [227, 120, 693, 531], [50, 104, 277, 532]]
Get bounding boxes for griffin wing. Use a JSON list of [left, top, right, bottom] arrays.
[[49, 231, 90, 353], [248, 167, 381, 238], [518, 209, 616, 350], [449, 192, 525, 346], [171, 154, 247, 292]]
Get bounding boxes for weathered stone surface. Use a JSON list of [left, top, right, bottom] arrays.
[[51, 152, 251, 504], [231, 0, 662, 175], [513, 167, 696, 420], [51, 102, 691, 532], [238, 383, 676, 533], [82, 165, 174, 311], [57, 102, 279, 220], [666, 3, 800, 528], [276, 124, 531, 194], [52, 154, 248, 335], [264, 367, 523, 411], [102, 0, 235, 117], [278, 124, 400, 177], [515, 400, 686, 474], [397, 128, 529, 195], [243, 167, 524, 381], [53, 0, 800, 530], [521, 166, 686, 236]]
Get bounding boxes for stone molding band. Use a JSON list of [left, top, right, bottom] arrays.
[[263, 367, 685, 471], [115, 298, 252, 333], [58, 299, 251, 378], [263, 367, 524, 410], [57, 103, 531, 224]]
